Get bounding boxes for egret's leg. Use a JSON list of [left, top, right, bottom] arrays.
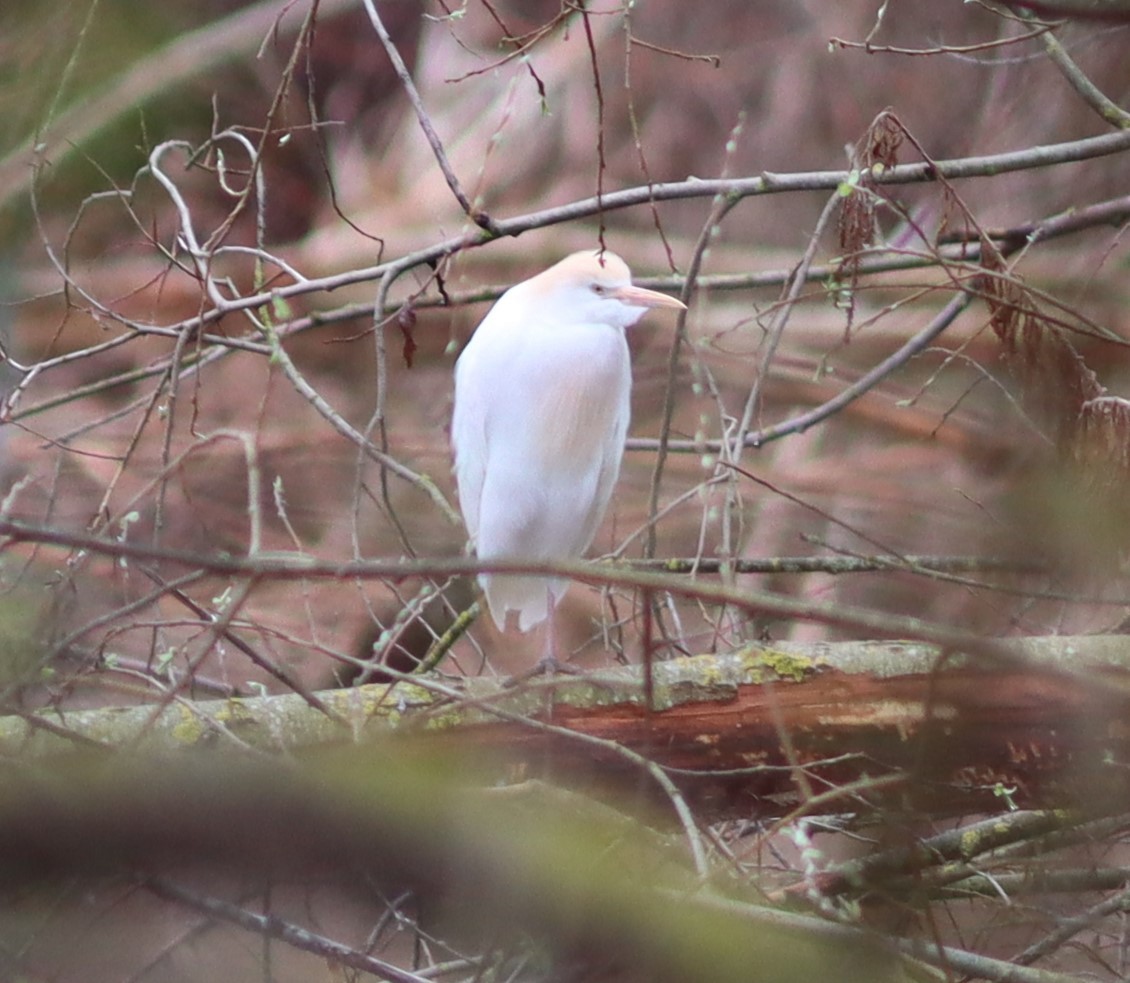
[[537, 591, 583, 674], [504, 589, 582, 684], [541, 590, 558, 669]]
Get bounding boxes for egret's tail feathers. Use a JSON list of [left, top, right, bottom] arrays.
[[480, 574, 567, 632]]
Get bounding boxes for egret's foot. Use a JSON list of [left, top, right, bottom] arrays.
[[503, 656, 585, 687]]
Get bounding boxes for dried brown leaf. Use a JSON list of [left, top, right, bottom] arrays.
[[836, 111, 906, 336], [398, 304, 418, 369], [982, 248, 1104, 447]]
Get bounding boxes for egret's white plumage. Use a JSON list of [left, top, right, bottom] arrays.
[[452, 250, 685, 637]]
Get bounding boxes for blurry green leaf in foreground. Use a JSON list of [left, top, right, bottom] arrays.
[[0, 746, 903, 983]]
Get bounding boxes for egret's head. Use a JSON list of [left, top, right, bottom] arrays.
[[526, 250, 686, 329]]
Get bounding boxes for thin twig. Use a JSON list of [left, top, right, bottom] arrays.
[[1015, 883, 1130, 965], [644, 114, 747, 560], [669, 889, 1087, 983], [379, 666, 712, 878], [144, 876, 432, 983], [829, 22, 1056, 56], [360, 0, 500, 233], [1026, 15, 1130, 127], [732, 191, 843, 460]]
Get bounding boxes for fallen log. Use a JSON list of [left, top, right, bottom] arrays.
[[5, 636, 1129, 821]]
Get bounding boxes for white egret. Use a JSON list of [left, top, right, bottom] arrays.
[[451, 250, 685, 670]]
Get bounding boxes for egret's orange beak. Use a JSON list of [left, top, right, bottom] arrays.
[[611, 285, 687, 310]]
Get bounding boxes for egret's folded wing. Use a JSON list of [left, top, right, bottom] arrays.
[[451, 346, 489, 541], [576, 397, 630, 555]]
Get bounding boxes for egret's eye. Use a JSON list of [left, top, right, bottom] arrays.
[[591, 284, 606, 295]]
